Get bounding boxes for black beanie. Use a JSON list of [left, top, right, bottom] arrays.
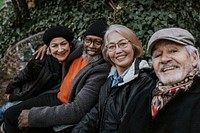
[[83, 20, 108, 39], [43, 26, 74, 46]]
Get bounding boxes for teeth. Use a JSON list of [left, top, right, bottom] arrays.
[[88, 50, 96, 53], [117, 57, 124, 59], [116, 55, 125, 59], [58, 52, 66, 55], [162, 66, 176, 72]]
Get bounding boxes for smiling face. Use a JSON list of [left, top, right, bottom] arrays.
[[49, 37, 71, 63], [83, 35, 103, 57], [107, 31, 134, 75], [152, 40, 198, 85]]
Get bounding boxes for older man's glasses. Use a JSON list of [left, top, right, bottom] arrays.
[[84, 38, 103, 47], [106, 39, 129, 52]]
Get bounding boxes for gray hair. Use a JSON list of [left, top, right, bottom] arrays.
[[185, 45, 200, 71], [102, 24, 143, 65]]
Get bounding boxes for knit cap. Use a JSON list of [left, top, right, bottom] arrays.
[[43, 26, 74, 46], [83, 20, 108, 39]]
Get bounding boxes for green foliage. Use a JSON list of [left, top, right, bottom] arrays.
[[107, 0, 200, 56], [0, 0, 199, 58], [0, 0, 4, 6]]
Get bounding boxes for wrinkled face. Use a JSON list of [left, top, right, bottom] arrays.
[[83, 35, 103, 57], [152, 40, 198, 85], [106, 31, 134, 75], [49, 37, 71, 63]]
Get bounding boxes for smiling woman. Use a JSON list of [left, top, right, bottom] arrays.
[[0, 26, 75, 133], [72, 24, 156, 133]]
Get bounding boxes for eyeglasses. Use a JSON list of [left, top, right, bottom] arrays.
[[84, 37, 103, 48], [106, 39, 129, 52]]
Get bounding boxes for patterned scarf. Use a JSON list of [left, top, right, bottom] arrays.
[[151, 68, 198, 119]]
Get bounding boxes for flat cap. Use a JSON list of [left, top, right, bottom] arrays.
[[147, 28, 195, 55]]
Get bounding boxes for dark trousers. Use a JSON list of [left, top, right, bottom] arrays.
[[4, 93, 62, 133], [23, 127, 55, 133]]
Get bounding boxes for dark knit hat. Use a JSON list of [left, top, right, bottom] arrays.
[[43, 26, 74, 46], [83, 20, 108, 39]]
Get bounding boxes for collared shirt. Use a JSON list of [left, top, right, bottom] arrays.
[[111, 68, 130, 87]]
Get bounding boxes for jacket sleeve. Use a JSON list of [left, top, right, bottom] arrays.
[[28, 63, 110, 127], [72, 77, 110, 133], [72, 102, 99, 133], [5, 57, 36, 94]]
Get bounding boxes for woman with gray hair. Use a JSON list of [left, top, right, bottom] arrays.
[[72, 24, 156, 133]]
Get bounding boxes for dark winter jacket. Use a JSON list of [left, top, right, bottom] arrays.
[[6, 40, 82, 102], [72, 59, 156, 133], [117, 75, 200, 133], [5, 54, 61, 101], [28, 54, 111, 127]]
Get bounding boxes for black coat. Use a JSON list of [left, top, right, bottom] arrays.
[[6, 40, 83, 102], [5, 55, 62, 101], [117, 76, 200, 133], [72, 59, 157, 133]]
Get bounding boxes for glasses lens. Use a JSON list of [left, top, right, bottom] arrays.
[[106, 43, 115, 52], [106, 39, 128, 52], [84, 38, 92, 45], [118, 40, 128, 48], [84, 38, 103, 47], [94, 40, 103, 46]]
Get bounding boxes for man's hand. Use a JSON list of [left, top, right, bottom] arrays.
[[18, 109, 30, 129], [32, 45, 48, 60]]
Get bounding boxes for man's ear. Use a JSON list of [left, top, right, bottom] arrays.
[[191, 50, 199, 67]]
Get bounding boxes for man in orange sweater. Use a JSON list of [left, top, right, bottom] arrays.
[[4, 20, 110, 133]]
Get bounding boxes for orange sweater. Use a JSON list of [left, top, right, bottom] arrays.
[[57, 56, 88, 103]]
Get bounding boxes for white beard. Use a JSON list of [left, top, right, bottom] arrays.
[[156, 62, 193, 85], [157, 69, 188, 85], [82, 51, 102, 63]]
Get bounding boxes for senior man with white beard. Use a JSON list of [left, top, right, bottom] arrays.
[[117, 27, 200, 133]]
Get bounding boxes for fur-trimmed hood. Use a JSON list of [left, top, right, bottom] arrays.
[[108, 58, 150, 86]]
